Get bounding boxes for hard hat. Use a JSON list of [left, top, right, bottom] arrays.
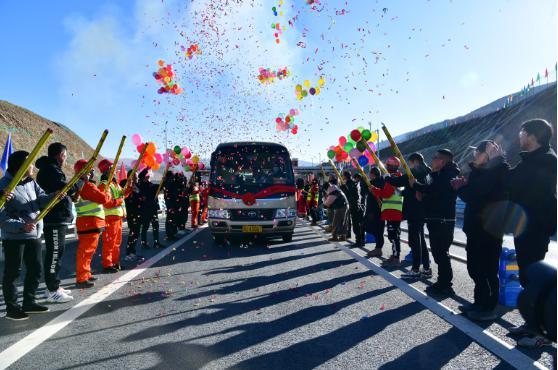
[[98, 159, 113, 174], [74, 159, 89, 173], [385, 156, 401, 168]]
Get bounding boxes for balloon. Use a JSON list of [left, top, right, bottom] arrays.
[[361, 129, 372, 141], [181, 146, 190, 156], [146, 142, 157, 156], [339, 136, 347, 146], [350, 129, 362, 142], [173, 158, 180, 166], [370, 131, 378, 142], [343, 142, 354, 152], [184, 165, 191, 172], [349, 148, 360, 159], [358, 155, 369, 167], [155, 153, 163, 164], [137, 143, 146, 154], [131, 134, 142, 146], [199, 163, 205, 170], [327, 150, 335, 159], [174, 145, 181, 155], [357, 126, 365, 132], [356, 140, 367, 153], [152, 162, 160, 171], [192, 155, 199, 165], [184, 151, 192, 159], [368, 142, 377, 152]]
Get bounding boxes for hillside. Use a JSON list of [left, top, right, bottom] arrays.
[[0, 100, 95, 176], [378, 84, 557, 171]]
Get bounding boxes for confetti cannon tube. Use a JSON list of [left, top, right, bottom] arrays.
[[0, 128, 53, 209], [361, 139, 388, 175], [123, 140, 149, 191], [327, 159, 344, 185], [319, 164, 327, 179], [106, 135, 126, 188], [350, 158, 372, 188], [154, 161, 171, 200], [34, 129, 109, 222], [381, 124, 415, 181]]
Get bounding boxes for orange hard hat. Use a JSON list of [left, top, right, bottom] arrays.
[[74, 159, 88, 173], [98, 159, 113, 173], [385, 156, 401, 168]]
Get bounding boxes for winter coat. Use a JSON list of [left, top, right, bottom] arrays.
[[340, 179, 362, 212], [412, 161, 461, 222], [386, 164, 431, 222], [363, 176, 384, 233], [35, 156, 81, 225], [371, 171, 404, 222], [458, 156, 510, 236], [324, 184, 347, 209], [0, 174, 54, 240], [506, 146, 557, 235]]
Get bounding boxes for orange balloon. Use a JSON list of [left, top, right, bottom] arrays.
[[146, 142, 157, 156]]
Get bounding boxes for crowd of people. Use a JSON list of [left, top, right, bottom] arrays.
[[299, 118, 556, 348], [0, 143, 208, 321]]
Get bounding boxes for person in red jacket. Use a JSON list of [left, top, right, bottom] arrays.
[[199, 181, 209, 224], [73, 160, 122, 288], [369, 156, 404, 267]]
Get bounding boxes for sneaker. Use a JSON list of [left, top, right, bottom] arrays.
[[113, 263, 121, 271], [425, 283, 455, 296], [22, 302, 49, 314], [517, 335, 552, 348], [46, 290, 74, 303], [76, 280, 95, 289], [103, 266, 118, 274], [324, 226, 333, 233], [60, 287, 72, 295], [467, 309, 498, 321], [508, 324, 536, 336], [88, 276, 98, 281], [367, 248, 383, 258], [328, 236, 339, 242], [420, 268, 433, 279], [382, 256, 400, 267], [5, 309, 29, 321], [401, 269, 422, 279], [153, 242, 164, 249], [338, 235, 347, 241]]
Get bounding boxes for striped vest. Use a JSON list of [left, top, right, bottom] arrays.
[[75, 199, 105, 219], [102, 181, 124, 218], [380, 187, 403, 213]]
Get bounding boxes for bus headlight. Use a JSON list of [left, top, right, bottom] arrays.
[[275, 208, 296, 218], [208, 209, 230, 219]]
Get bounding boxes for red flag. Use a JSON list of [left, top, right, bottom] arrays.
[[117, 162, 127, 183]]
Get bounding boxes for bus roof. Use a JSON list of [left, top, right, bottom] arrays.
[[214, 142, 289, 151]]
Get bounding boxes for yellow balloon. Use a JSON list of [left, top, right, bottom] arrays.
[[315, 87, 321, 95], [295, 84, 302, 91], [303, 80, 311, 88], [318, 77, 325, 87], [370, 131, 378, 142], [192, 155, 199, 164]]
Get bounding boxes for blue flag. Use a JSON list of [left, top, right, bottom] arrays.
[[1, 133, 13, 175]]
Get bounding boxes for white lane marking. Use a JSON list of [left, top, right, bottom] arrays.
[[0, 227, 205, 370], [305, 223, 548, 370]]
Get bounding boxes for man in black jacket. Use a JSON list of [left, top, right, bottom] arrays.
[[452, 140, 510, 321], [364, 167, 385, 257], [138, 168, 162, 249], [35, 143, 80, 303], [503, 119, 556, 347], [164, 172, 180, 241], [387, 153, 432, 279], [341, 171, 364, 247], [121, 171, 143, 263], [411, 149, 460, 296]]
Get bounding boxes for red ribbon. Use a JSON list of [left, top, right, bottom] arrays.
[[209, 185, 296, 206]]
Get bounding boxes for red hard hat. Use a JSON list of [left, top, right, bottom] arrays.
[[74, 159, 88, 173], [98, 159, 113, 173], [385, 156, 401, 168]]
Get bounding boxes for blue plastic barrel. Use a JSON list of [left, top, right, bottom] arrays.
[[498, 247, 523, 307], [365, 232, 376, 243]]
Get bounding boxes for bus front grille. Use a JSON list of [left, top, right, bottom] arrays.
[[229, 209, 275, 221]]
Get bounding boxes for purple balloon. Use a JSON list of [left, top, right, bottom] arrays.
[[349, 148, 361, 159]]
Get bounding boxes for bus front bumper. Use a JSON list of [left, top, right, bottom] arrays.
[[208, 218, 296, 237]]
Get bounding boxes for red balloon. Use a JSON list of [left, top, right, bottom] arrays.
[[339, 136, 347, 146], [276, 117, 282, 123], [350, 129, 362, 142], [137, 143, 146, 153]]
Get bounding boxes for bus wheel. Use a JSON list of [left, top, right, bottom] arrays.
[[282, 234, 293, 243], [212, 235, 225, 245]]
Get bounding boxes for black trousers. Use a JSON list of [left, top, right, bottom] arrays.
[[309, 206, 319, 224], [408, 221, 430, 271], [166, 208, 179, 237], [141, 213, 160, 245], [350, 208, 365, 244], [386, 221, 401, 257], [514, 227, 550, 286], [466, 228, 502, 310], [371, 219, 385, 249], [43, 224, 68, 292], [126, 214, 142, 255], [178, 204, 189, 230], [2, 239, 42, 312], [426, 221, 455, 287]]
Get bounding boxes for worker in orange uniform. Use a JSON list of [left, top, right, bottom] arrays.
[[73, 160, 121, 288], [189, 181, 200, 228], [98, 159, 130, 273], [199, 180, 209, 224], [306, 178, 320, 226]]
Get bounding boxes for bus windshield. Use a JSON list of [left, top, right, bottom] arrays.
[[210, 144, 294, 192]]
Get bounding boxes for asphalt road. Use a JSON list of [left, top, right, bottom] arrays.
[[0, 218, 555, 369]]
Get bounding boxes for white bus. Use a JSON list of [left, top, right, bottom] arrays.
[[208, 142, 297, 244]]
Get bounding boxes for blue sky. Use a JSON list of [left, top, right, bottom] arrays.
[[0, 0, 556, 163]]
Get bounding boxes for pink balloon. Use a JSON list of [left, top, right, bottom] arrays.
[[199, 163, 205, 170], [131, 134, 142, 146], [349, 148, 360, 159], [181, 146, 190, 156], [339, 136, 347, 146], [130, 160, 137, 168], [154, 153, 163, 164], [162, 153, 169, 163]]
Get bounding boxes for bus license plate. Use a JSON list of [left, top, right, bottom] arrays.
[[242, 225, 262, 233]]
